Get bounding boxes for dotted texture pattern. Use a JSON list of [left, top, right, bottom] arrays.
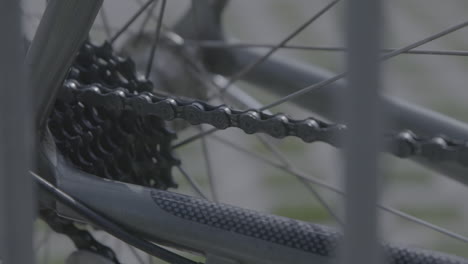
[[151, 190, 468, 264]]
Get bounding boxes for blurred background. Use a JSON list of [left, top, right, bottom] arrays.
[[22, 0, 468, 262]]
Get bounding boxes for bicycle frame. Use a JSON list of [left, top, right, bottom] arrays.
[[7, 0, 468, 263], [55, 155, 332, 264], [53, 149, 465, 264]]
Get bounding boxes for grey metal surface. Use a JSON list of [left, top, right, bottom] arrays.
[[0, 0, 34, 263], [341, 1, 382, 264], [26, 0, 103, 130]]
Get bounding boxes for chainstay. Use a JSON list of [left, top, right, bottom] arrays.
[[59, 78, 468, 168]]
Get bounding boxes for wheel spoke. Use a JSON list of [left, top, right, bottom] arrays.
[[200, 128, 218, 201], [214, 0, 340, 97], [145, 0, 167, 78], [173, 128, 218, 149], [256, 135, 343, 225], [261, 19, 468, 111], [376, 206, 468, 244], [99, 6, 112, 39], [134, 0, 159, 46], [176, 165, 209, 199], [110, 0, 155, 44], [211, 135, 468, 243], [184, 40, 468, 56], [46, 10, 468, 59], [255, 136, 291, 166], [165, 32, 223, 95]]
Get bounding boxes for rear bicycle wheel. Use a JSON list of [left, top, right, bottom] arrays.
[[22, 1, 468, 262]]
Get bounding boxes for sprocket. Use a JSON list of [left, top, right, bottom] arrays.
[[48, 41, 179, 190]]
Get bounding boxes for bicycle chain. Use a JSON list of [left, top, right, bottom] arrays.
[[40, 210, 120, 263], [61, 41, 468, 168]]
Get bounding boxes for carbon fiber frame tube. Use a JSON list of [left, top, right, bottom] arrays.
[[33, 172, 198, 264]]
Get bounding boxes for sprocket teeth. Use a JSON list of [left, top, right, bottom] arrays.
[[48, 41, 179, 190]]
